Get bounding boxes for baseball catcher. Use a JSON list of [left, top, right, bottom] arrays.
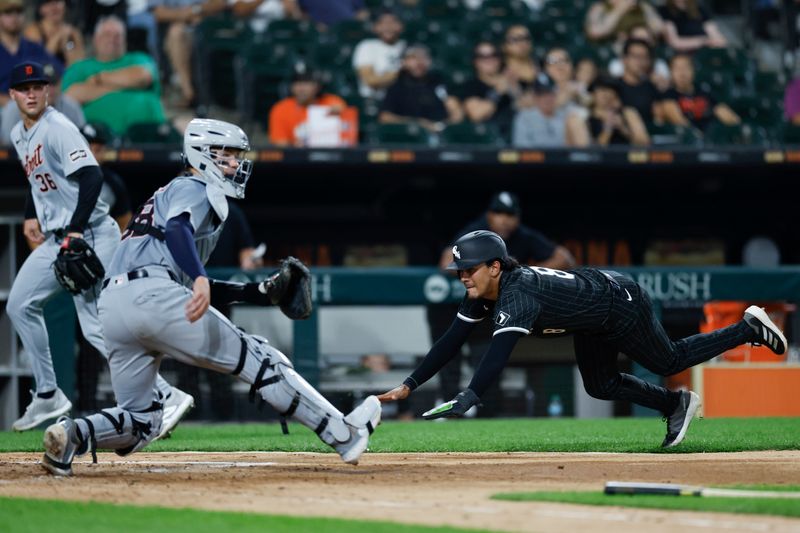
[[53, 236, 106, 294], [209, 256, 313, 319]]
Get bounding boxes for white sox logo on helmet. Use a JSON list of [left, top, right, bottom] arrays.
[[452, 245, 461, 259]]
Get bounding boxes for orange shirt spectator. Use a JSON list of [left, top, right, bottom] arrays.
[[268, 70, 346, 146]]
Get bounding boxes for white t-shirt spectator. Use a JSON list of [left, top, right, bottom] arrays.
[[352, 38, 406, 99]]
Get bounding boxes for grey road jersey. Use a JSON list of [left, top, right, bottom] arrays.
[[108, 176, 228, 285], [10, 106, 106, 233]]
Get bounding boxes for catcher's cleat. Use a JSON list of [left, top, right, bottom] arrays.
[[157, 387, 195, 440], [334, 396, 382, 465], [13, 388, 72, 432], [41, 416, 85, 476], [743, 305, 787, 355], [661, 391, 700, 448]]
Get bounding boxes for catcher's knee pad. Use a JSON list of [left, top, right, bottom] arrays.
[[75, 406, 162, 459], [252, 355, 351, 446]]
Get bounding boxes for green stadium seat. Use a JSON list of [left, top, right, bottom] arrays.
[[645, 123, 701, 146], [695, 70, 736, 102], [125, 122, 182, 145], [462, 18, 507, 44], [193, 14, 253, 108], [694, 48, 751, 82], [440, 122, 503, 146], [262, 19, 318, 54], [704, 121, 771, 146], [778, 122, 800, 145], [729, 95, 783, 127], [419, 0, 466, 21], [330, 20, 372, 45], [374, 123, 432, 145], [478, 0, 530, 21], [236, 44, 298, 129]]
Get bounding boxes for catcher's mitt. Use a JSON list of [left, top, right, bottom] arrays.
[[53, 236, 105, 294], [263, 256, 312, 319]]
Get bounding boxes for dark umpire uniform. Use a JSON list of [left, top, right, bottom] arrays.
[[390, 231, 786, 447]]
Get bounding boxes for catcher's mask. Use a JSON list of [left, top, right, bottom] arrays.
[[183, 118, 253, 198]]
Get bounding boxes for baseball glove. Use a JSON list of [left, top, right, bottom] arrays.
[[53, 236, 105, 294], [264, 256, 313, 320]]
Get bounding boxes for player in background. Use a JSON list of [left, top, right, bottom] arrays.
[[379, 230, 787, 448], [40, 118, 381, 476], [6, 61, 191, 433]]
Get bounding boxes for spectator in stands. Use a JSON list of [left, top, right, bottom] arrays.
[[378, 45, 463, 133], [666, 53, 739, 131], [127, 0, 159, 57], [462, 41, 516, 140], [152, 0, 227, 109], [62, 15, 166, 136], [608, 25, 670, 91], [784, 75, 800, 124], [232, 0, 302, 33], [0, 0, 60, 107], [512, 72, 590, 147], [352, 9, 405, 100], [587, 74, 650, 146], [299, 0, 368, 31], [502, 24, 538, 106], [0, 61, 84, 144], [428, 190, 576, 416], [269, 66, 347, 146], [585, 0, 663, 43], [543, 47, 587, 113], [23, 0, 85, 66], [574, 56, 598, 107], [618, 38, 687, 128], [659, 0, 727, 52]]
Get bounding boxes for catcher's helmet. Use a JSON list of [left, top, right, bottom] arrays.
[[183, 118, 253, 198], [446, 230, 508, 270]]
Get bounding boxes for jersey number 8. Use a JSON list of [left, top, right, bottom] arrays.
[[532, 266, 575, 280]]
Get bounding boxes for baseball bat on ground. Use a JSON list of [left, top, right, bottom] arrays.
[[604, 481, 800, 499]]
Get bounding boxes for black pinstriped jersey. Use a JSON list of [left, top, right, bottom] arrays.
[[457, 267, 621, 337]]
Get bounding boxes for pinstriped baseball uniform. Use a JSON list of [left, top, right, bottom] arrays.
[[458, 266, 755, 414], [6, 106, 172, 398]]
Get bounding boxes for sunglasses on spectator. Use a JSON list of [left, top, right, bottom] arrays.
[[1, 8, 23, 15], [475, 51, 500, 59], [506, 34, 531, 43]]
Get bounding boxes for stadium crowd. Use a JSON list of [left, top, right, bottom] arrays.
[[0, 0, 798, 147]]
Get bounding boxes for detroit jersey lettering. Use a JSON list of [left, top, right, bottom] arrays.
[[10, 107, 107, 232], [457, 267, 622, 337]]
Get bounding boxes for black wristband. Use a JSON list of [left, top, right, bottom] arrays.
[[403, 377, 418, 391]]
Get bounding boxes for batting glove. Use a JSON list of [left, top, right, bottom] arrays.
[[422, 389, 480, 420]]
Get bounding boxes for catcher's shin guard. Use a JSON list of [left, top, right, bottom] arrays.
[[74, 404, 163, 460], [251, 349, 380, 463]]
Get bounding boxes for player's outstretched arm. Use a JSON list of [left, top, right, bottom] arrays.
[[377, 384, 410, 403], [164, 213, 211, 321]]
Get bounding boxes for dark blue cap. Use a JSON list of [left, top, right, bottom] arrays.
[[9, 61, 50, 89]]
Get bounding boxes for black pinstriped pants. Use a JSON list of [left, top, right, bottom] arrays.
[[574, 275, 755, 416]]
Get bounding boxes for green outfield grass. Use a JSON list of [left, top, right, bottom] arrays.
[[492, 486, 800, 518], [1, 417, 798, 454], [0, 497, 493, 533]]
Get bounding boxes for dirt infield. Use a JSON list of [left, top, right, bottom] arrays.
[[2, 450, 800, 532]]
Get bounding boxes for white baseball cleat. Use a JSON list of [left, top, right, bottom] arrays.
[[13, 388, 72, 432], [744, 305, 787, 355], [157, 387, 195, 440], [334, 396, 382, 465]]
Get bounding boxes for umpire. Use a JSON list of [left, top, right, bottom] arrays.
[[381, 230, 787, 447]]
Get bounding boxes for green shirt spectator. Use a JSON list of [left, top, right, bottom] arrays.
[[62, 15, 165, 136]]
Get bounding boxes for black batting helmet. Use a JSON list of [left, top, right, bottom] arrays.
[[446, 230, 508, 270]]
